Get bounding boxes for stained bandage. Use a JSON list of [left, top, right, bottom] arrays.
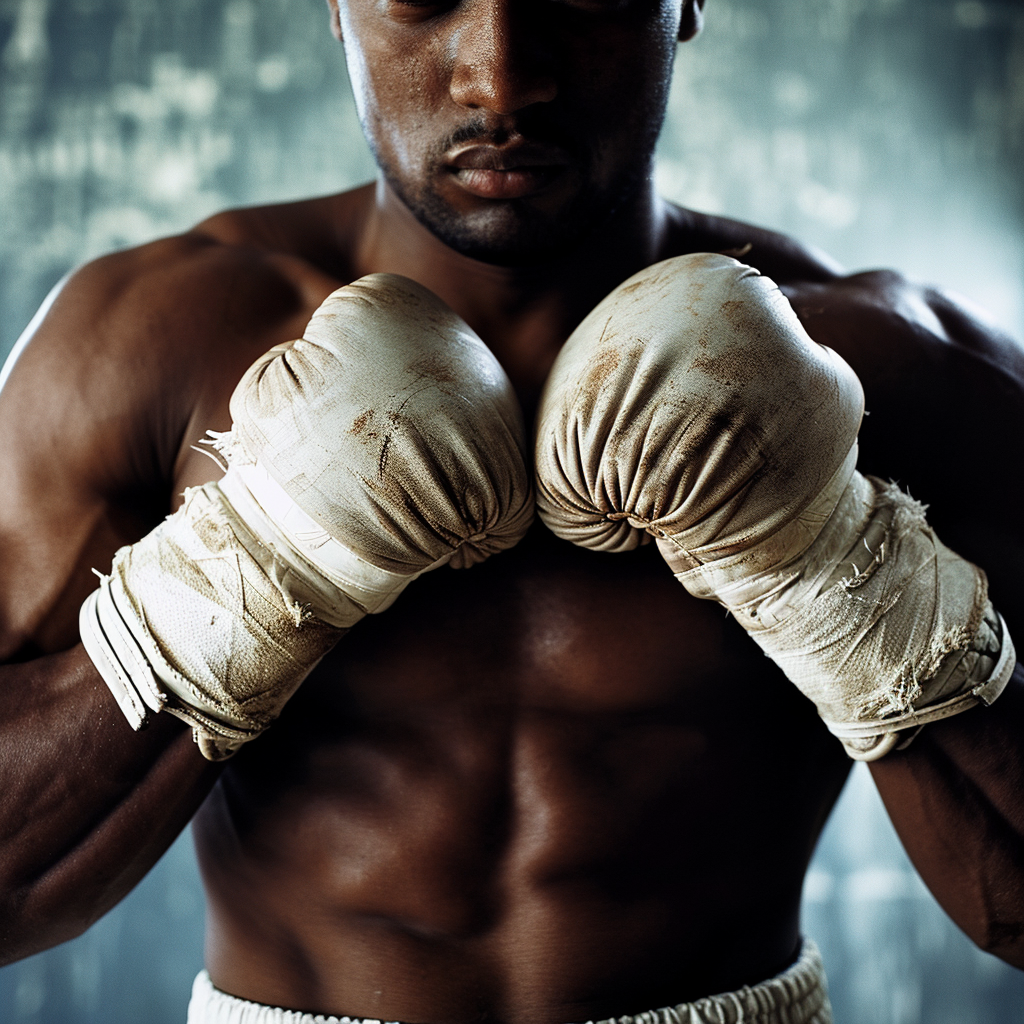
[[80, 274, 534, 759], [669, 474, 1015, 759], [535, 253, 1015, 759]]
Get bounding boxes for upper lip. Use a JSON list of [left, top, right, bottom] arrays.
[[446, 140, 572, 171]]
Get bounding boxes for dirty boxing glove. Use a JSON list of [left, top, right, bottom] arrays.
[[535, 254, 1014, 760], [81, 275, 533, 759]]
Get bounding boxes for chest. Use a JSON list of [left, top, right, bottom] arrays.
[[202, 521, 837, 919], [305, 522, 773, 721]]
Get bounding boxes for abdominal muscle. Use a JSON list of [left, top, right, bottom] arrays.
[[191, 524, 850, 1024]]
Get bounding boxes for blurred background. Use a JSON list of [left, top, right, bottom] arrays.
[[1, 0, 1023, 1020]]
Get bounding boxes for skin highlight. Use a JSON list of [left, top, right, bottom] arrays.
[[0, 1, 1023, 1020]]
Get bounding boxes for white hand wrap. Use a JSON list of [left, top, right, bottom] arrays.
[[82, 274, 533, 759], [535, 254, 1014, 759], [80, 482, 343, 759]]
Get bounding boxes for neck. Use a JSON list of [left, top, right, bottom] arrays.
[[350, 177, 670, 396]]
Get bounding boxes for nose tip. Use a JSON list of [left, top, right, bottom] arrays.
[[448, 0, 558, 114], [451, 61, 558, 113]]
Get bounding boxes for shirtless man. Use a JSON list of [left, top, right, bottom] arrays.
[[1, 0, 1023, 1021]]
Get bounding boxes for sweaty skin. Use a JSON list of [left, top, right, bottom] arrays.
[[1, 0, 1024, 1019]]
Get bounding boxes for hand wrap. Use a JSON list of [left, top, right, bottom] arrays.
[[535, 254, 1014, 759], [82, 274, 533, 758]]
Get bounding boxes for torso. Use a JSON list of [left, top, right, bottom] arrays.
[[192, 520, 848, 1020], [84, 186, 1021, 1021]]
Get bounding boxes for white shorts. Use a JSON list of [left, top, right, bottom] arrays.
[[186, 939, 832, 1024]]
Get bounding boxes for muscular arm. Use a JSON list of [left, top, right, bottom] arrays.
[[0, 236, 531, 973], [786, 271, 1024, 967], [871, 667, 1024, 966], [0, 235, 315, 963], [0, 650, 214, 963]]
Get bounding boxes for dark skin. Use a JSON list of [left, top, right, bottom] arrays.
[[1, 0, 1023, 1018]]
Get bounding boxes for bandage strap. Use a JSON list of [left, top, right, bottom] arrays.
[[821, 609, 1015, 759], [683, 475, 1017, 761], [217, 457, 448, 624], [80, 583, 162, 731], [80, 481, 344, 760]]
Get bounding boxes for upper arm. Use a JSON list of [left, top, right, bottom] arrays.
[[0, 233, 311, 661], [0, 260, 165, 658], [784, 270, 1024, 631]]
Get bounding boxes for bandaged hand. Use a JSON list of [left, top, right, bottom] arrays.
[[81, 275, 533, 759], [534, 254, 1015, 760]]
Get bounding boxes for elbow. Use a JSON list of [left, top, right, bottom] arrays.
[[968, 916, 1024, 971], [0, 917, 95, 968], [955, 874, 1024, 970], [0, 881, 100, 966]]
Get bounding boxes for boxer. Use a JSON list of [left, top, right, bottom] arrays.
[[0, 0, 1022, 1022]]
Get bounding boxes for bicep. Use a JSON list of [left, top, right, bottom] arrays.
[[860, 310, 1024, 630], [787, 272, 1024, 627], [0, 271, 169, 660]]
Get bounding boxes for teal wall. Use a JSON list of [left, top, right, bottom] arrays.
[[1, 1, 1023, 1020]]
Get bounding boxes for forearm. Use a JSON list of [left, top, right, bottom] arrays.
[[0, 645, 220, 964], [870, 662, 1024, 968]]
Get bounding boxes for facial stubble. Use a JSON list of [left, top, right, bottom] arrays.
[[365, 104, 669, 267]]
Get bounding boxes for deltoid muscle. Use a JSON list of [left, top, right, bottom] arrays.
[[534, 253, 1015, 760], [80, 274, 534, 760]]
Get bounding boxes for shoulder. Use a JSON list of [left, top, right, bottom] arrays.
[[1, 201, 359, 485], [782, 267, 1024, 386], [780, 269, 1024, 452], [4, 244, 235, 488], [661, 203, 843, 285], [28, 228, 311, 366], [56, 181, 375, 370]]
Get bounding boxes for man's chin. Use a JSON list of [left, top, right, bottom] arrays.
[[387, 171, 608, 267], [414, 203, 604, 268], [436, 228, 589, 268]]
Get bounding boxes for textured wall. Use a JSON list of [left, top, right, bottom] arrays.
[[0, 0, 375, 358], [656, 0, 1024, 339], [1, 0, 1023, 1021]]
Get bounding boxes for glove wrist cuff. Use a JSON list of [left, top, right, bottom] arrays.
[[80, 482, 344, 760]]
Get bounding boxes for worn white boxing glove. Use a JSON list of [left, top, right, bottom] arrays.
[[535, 254, 1015, 759], [81, 274, 533, 759]]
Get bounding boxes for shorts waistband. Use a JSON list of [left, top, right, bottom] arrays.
[[187, 939, 832, 1024]]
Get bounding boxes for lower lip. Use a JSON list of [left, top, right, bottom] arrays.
[[450, 167, 564, 200]]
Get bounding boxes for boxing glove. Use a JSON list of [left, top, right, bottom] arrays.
[[81, 274, 533, 759], [535, 254, 1014, 759]]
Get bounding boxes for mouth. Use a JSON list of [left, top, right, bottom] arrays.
[[445, 141, 572, 200]]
